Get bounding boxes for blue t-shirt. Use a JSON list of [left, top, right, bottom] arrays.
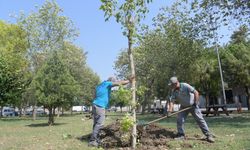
[[93, 81, 113, 108]]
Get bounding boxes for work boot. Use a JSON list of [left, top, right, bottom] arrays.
[[206, 135, 215, 143], [174, 133, 185, 140], [88, 140, 99, 147]]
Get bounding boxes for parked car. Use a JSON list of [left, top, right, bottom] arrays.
[[36, 109, 46, 115], [25, 108, 46, 116], [72, 106, 88, 112], [2, 107, 15, 117], [108, 107, 117, 112]]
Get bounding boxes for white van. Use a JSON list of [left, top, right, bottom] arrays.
[[72, 106, 88, 112], [2, 107, 15, 117]]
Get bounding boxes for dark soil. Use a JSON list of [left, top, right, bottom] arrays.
[[98, 121, 177, 150], [80, 119, 212, 149]]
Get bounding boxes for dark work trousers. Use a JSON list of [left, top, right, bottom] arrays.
[[177, 105, 211, 136], [89, 104, 105, 143]]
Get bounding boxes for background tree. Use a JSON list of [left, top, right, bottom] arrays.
[[110, 86, 131, 112], [230, 25, 249, 45], [33, 51, 80, 125], [221, 26, 250, 109], [189, 0, 250, 27], [59, 42, 100, 113], [17, 0, 79, 119], [0, 21, 28, 116], [191, 49, 221, 106], [114, 4, 206, 113]]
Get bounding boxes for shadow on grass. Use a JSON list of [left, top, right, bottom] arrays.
[[59, 112, 92, 117], [0, 117, 48, 121], [76, 133, 91, 142], [106, 114, 126, 117], [26, 122, 67, 127]]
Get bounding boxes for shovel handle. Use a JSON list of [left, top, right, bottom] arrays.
[[146, 107, 192, 125]]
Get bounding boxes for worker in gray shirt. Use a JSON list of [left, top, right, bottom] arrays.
[[168, 76, 214, 143]]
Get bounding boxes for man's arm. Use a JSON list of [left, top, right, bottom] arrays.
[[185, 83, 199, 105], [111, 75, 135, 87], [168, 101, 174, 112], [193, 90, 199, 105], [112, 80, 130, 86]]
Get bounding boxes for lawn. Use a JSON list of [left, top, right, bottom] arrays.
[[0, 112, 250, 150], [138, 112, 250, 150]]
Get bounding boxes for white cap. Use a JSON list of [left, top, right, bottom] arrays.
[[107, 76, 116, 82], [168, 76, 178, 85]]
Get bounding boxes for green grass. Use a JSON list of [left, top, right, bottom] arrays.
[[0, 113, 104, 150], [0, 112, 250, 150], [137, 112, 250, 150]]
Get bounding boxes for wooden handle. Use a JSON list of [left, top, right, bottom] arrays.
[[146, 107, 192, 125]]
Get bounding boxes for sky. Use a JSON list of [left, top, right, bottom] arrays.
[[0, 0, 232, 81]]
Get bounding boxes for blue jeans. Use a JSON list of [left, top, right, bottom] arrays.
[[89, 104, 105, 142], [177, 106, 210, 136]]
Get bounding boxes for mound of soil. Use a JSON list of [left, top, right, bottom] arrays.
[[98, 121, 176, 149]]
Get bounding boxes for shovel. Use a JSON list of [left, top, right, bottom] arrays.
[[140, 106, 192, 129]]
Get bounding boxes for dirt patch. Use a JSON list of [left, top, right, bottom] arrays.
[[98, 121, 176, 149], [81, 120, 213, 149]]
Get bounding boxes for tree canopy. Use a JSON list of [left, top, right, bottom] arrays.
[[0, 21, 28, 114]]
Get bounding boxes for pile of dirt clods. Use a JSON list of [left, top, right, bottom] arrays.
[[98, 121, 176, 149]]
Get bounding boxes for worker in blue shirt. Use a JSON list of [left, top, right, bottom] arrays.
[[88, 76, 134, 147]]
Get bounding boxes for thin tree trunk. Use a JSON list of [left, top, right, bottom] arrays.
[[32, 104, 37, 121], [53, 107, 56, 116], [127, 28, 137, 149], [120, 106, 123, 113], [18, 105, 22, 117], [245, 86, 250, 111], [205, 93, 209, 111], [57, 107, 60, 118], [48, 107, 54, 125], [141, 93, 148, 114], [142, 79, 154, 114], [62, 107, 64, 115], [43, 107, 46, 115], [147, 104, 151, 113]]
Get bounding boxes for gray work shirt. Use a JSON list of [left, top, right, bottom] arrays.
[[170, 83, 196, 107]]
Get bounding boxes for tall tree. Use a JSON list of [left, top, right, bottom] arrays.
[[230, 25, 249, 45], [190, 0, 250, 26], [0, 21, 28, 116], [221, 27, 250, 109], [60, 42, 100, 110], [33, 51, 80, 125], [191, 48, 221, 106], [110, 86, 131, 112], [17, 0, 79, 119], [114, 8, 206, 112], [221, 44, 250, 88], [100, 0, 152, 147]]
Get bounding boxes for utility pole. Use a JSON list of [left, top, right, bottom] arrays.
[[215, 41, 227, 105], [213, 21, 227, 105]]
